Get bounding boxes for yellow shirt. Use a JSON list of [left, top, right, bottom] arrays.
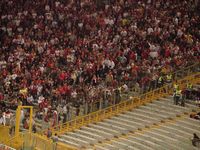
[[20, 88, 28, 95]]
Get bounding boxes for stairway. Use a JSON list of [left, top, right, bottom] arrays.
[[57, 93, 200, 150]]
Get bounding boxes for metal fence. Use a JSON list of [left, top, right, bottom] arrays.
[[3, 132, 77, 150], [22, 132, 77, 150]]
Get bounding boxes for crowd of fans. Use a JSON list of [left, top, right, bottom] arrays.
[[0, 0, 200, 127]]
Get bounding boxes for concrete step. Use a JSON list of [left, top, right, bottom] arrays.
[[126, 145, 141, 150], [147, 101, 186, 114], [58, 137, 81, 148], [126, 110, 161, 122], [184, 117, 200, 125], [102, 143, 118, 150], [139, 105, 177, 118], [109, 140, 130, 149], [120, 112, 155, 125], [60, 134, 89, 146], [175, 119, 200, 131], [123, 111, 160, 122], [135, 132, 175, 150], [127, 135, 157, 150], [154, 99, 191, 112], [105, 117, 138, 131], [95, 145, 110, 150], [159, 124, 191, 138], [151, 128, 193, 149], [119, 137, 156, 150], [170, 122, 200, 135], [111, 116, 145, 129], [98, 121, 129, 134], [144, 129, 178, 143], [89, 124, 121, 136], [133, 106, 172, 120], [66, 132, 97, 144], [143, 130, 180, 149], [132, 108, 168, 120], [82, 127, 114, 138], [76, 128, 106, 140]]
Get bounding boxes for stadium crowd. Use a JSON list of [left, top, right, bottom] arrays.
[[0, 0, 200, 127]]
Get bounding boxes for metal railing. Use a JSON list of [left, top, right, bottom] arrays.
[[22, 132, 77, 150], [3, 132, 77, 150], [48, 72, 200, 136], [2, 133, 24, 150]]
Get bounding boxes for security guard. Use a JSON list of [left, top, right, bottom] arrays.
[[173, 82, 179, 92], [174, 89, 182, 105], [186, 83, 193, 99], [158, 75, 164, 87], [166, 74, 172, 83], [187, 83, 193, 89], [181, 90, 185, 107]]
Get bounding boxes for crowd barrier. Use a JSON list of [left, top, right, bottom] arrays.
[[3, 132, 77, 150], [22, 132, 77, 150]]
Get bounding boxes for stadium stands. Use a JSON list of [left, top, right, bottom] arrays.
[[0, 0, 200, 127], [0, 0, 200, 149]]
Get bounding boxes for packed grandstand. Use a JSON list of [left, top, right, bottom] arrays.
[[0, 0, 200, 149]]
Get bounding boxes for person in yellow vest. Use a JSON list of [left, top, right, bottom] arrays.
[[173, 89, 182, 105], [19, 88, 28, 96], [186, 83, 193, 99], [166, 74, 172, 83], [158, 75, 164, 87], [181, 89, 186, 107], [173, 82, 179, 92]]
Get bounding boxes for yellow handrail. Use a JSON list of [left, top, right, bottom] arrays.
[[2, 133, 24, 150], [48, 72, 200, 136]]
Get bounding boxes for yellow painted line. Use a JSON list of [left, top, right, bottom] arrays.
[[91, 109, 199, 149]]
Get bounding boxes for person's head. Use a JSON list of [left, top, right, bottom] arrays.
[[194, 133, 197, 137]]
